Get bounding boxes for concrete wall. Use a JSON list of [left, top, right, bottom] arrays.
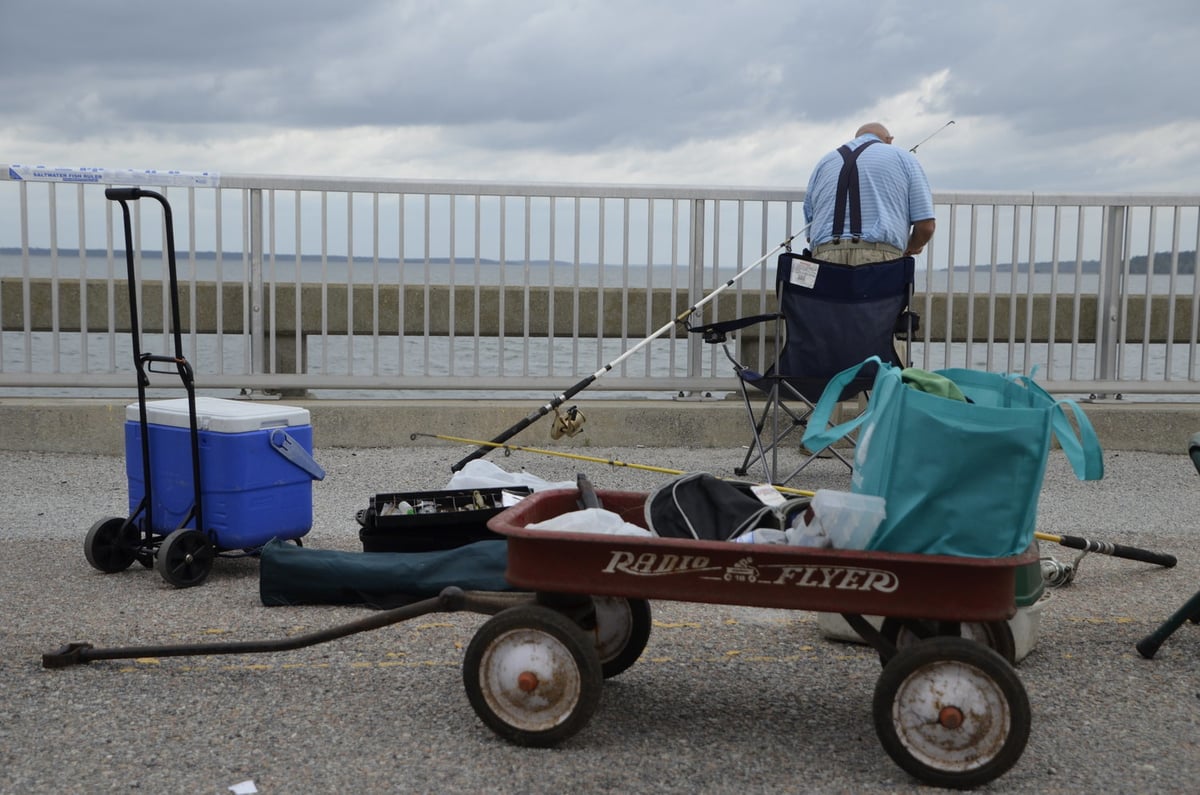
[[2, 396, 1197, 456]]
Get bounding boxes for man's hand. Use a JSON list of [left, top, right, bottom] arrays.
[[905, 218, 936, 256]]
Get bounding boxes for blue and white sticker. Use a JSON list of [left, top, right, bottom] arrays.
[[8, 164, 220, 188]]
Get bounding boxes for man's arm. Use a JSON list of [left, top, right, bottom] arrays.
[[905, 219, 936, 256]]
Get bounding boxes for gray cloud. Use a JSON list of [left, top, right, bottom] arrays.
[[1, 0, 1197, 191]]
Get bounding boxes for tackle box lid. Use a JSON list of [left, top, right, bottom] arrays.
[[126, 397, 311, 433]]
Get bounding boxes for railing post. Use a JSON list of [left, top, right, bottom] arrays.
[[686, 198, 706, 383], [1095, 204, 1126, 396], [248, 188, 266, 377]]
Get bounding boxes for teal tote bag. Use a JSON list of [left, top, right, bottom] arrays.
[[802, 358, 1103, 558]]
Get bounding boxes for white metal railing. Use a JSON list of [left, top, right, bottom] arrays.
[[1, 165, 1198, 400]]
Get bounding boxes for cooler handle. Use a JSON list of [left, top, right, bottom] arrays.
[[269, 429, 327, 481]]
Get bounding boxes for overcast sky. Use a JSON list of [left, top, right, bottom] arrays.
[[2, 0, 1197, 194]]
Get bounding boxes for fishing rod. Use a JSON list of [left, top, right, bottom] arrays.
[[449, 220, 815, 472], [1035, 530, 1176, 568], [430, 431, 1181, 567], [418, 433, 812, 495], [909, 120, 955, 154]]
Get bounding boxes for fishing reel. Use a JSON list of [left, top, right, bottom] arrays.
[[550, 405, 586, 439], [1040, 550, 1088, 588]]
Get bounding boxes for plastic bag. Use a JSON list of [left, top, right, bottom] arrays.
[[445, 459, 575, 492], [526, 507, 652, 537]]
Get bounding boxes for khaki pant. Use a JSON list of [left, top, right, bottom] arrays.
[[811, 241, 903, 266]]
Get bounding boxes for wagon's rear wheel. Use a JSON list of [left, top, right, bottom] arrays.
[[155, 528, 214, 588], [463, 605, 602, 748], [84, 517, 139, 573], [591, 596, 652, 679], [879, 617, 1017, 666], [873, 636, 1030, 789]]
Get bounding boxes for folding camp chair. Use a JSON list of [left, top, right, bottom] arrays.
[[689, 251, 917, 486]]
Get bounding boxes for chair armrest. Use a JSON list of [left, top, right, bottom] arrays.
[[687, 313, 782, 344], [894, 310, 920, 338]]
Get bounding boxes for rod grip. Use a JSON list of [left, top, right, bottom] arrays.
[[1055, 534, 1177, 568]]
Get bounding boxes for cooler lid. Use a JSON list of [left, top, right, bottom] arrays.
[[126, 397, 311, 433]]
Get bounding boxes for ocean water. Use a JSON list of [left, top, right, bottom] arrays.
[[4, 251, 1196, 294], [3, 253, 1197, 400]]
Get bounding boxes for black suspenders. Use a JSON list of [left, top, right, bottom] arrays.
[[831, 139, 878, 242]]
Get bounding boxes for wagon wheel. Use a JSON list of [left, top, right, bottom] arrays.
[[84, 516, 139, 573], [463, 605, 603, 748], [878, 617, 1017, 666], [590, 596, 652, 679], [155, 528, 214, 588], [873, 636, 1030, 789]]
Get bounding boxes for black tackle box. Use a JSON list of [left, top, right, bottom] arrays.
[[356, 487, 533, 553]]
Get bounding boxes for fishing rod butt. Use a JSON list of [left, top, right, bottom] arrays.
[[1050, 532, 1177, 568]]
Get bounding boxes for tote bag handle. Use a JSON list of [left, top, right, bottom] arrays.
[[1007, 374, 1104, 481], [801, 356, 895, 453]]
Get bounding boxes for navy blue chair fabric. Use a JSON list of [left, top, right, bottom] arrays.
[[759, 252, 914, 401], [689, 251, 915, 484]]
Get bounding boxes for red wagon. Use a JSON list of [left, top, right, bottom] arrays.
[[470, 488, 1036, 790], [45, 485, 1036, 789]]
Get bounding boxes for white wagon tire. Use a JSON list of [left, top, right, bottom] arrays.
[[873, 636, 1030, 789], [463, 605, 602, 748]]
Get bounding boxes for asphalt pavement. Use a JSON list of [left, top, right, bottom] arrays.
[[2, 443, 1199, 793]]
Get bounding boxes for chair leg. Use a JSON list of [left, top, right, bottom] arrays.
[[1137, 588, 1200, 659], [735, 382, 775, 480], [735, 380, 809, 483]]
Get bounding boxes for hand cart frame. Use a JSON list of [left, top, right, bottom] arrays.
[[83, 187, 214, 587]]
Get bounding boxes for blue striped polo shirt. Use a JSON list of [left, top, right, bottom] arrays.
[[803, 133, 934, 251]]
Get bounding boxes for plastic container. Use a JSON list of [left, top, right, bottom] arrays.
[[810, 490, 886, 550], [125, 397, 322, 549]]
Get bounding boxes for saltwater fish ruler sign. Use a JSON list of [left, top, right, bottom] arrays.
[[8, 165, 220, 188]]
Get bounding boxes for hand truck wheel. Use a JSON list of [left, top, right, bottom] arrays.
[[155, 528, 214, 588], [84, 517, 139, 573], [463, 604, 602, 748], [873, 636, 1030, 789]]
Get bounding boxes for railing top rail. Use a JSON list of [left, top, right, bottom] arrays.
[[4, 164, 1198, 207]]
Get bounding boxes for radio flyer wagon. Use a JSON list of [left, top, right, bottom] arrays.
[[473, 488, 1036, 790], [49, 486, 1034, 789]]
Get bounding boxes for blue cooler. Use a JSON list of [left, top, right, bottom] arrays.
[[125, 397, 324, 549]]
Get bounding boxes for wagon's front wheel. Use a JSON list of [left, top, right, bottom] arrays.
[[873, 636, 1030, 789], [463, 605, 602, 748], [155, 528, 214, 588]]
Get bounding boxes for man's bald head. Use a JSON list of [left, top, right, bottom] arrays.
[[856, 122, 893, 143]]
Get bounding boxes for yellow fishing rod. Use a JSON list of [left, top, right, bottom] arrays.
[[411, 432, 815, 496], [415, 431, 1178, 566]]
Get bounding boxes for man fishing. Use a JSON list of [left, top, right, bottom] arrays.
[[803, 122, 936, 266]]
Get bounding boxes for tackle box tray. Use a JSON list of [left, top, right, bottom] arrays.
[[357, 487, 533, 553]]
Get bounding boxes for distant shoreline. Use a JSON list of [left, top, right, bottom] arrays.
[[4, 246, 1197, 274]]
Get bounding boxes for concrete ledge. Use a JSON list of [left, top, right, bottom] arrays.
[[1, 397, 1198, 456]]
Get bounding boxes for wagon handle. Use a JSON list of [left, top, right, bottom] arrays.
[[42, 586, 499, 668]]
